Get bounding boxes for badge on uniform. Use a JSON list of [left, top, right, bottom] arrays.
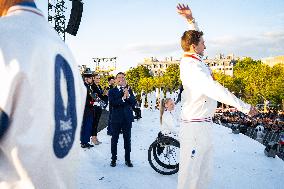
[[53, 54, 77, 158], [191, 149, 196, 158]]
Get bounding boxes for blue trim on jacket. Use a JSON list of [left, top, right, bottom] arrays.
[[17, 1, 37, 8], [0, 110, 9, 139]]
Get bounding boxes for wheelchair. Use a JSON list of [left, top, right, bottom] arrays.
[[148, 132, 180, 175]]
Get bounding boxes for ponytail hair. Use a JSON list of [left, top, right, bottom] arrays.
[[160, 98, 171, 125]]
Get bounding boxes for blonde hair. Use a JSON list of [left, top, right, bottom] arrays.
[[160, 98, 171, 125], [0, 0, 28, 16]]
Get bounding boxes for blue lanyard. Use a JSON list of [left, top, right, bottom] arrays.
[[17, 1, 37, 8]]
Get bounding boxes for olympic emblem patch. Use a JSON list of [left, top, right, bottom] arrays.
[[191, 149, 196, 158], [53, 54, 77, 158]]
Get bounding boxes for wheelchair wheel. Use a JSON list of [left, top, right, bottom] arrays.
[[148, 136, 180, 175]]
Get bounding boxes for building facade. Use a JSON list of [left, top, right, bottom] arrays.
[[261, 55, 284, 67], [138, 57, 180, 76], [139, 54, 238, 77], [204, 53, 237, 77]]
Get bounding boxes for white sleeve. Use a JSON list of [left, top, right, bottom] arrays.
[[182, 62, 251, 114], [0, 56, 20, 117], [188, 21, 200, 31], [0, 54, 22, 136]]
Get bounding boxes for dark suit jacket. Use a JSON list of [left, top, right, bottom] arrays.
[[84, 83, 95, 110], [108, 87, 136, 124]]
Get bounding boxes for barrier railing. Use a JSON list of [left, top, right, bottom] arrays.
[[216, 120, 284, 160]]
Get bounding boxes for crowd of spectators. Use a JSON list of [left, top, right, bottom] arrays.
[[213, 109, 284, 133], [213, 109, 284, 160]]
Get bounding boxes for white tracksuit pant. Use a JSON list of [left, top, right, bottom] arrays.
[[178, 122, 213, 189], [177, 19, 251, 189]]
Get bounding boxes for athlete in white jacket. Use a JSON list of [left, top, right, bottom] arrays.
[[0, 1, 85, 188], [176, 4, 258, 189], [160, 98, 179, 137]]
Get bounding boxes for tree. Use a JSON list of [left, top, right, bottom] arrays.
[[162, 64, 181, 91], [124, 57, 284, 109], [99, 75, 113, 89], [126, 66, 151, 94], [138, 77, 155, 94], [267, 63, 284, 105], [219, 57, 284, 107]]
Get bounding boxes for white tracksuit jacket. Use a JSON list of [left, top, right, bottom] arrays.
[[161, 110, 179, 136], [177, 21, 251, 189], [0, 4, 85, 189]]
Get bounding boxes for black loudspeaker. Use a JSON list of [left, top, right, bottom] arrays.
[[66, 0, 83, 36]]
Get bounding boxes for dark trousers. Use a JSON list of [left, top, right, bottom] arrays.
[[80, 108, 94, 144], [133, 107, 141, 119], [107, 108, 113, 135], [111, 121, 132, 162], [92, 106, 102, 136]]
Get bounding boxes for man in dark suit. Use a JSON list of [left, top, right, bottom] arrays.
[[108, 72, 136, 167]]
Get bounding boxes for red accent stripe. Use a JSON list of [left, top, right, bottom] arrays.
[[182, 117, 212, 123], [184, 54, 216, 80], [190, 120, 211, 123], [191, 118, 211, 120], [191, 117, 211, 120], [183, 54, 202, 62], [8, 8, 43, 17]]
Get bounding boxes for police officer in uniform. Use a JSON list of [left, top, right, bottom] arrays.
[[80, 69, 96, 148]]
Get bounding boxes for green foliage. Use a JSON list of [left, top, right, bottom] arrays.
[[125, 58, 284, 108], [125, 64, 181, 95], [99, 75, 111, 89], [138, 77, 155, 93], [126, 66, 152, 94], [214, 58, 284, 106], [163, 64, 181, 91]]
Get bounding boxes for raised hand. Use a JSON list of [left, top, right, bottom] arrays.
[[177, 3, 193, 21]]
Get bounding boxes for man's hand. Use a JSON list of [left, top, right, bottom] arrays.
[[177, 3, 193, 21], [103, 89, 108, 96], [123, 88, 130, 99], [248, 106, 258, 117]]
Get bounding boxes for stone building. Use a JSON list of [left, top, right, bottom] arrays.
[[204, 53, 237, 77], [137, 57, 180, 76], [139, 54, 239, 77], [261, 55, 284, 67]]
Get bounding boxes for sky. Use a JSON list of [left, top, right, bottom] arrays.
[[37, 0, 284, 72]]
